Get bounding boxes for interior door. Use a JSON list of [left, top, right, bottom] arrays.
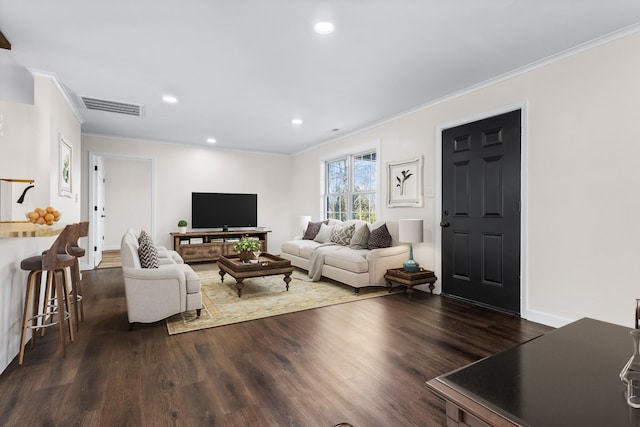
[[441, 110, 521, 314], [94, 156, 106, 267]]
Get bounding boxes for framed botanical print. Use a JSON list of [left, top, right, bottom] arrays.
[[58, 135, 72, 197], [387, 156, 423, 207]]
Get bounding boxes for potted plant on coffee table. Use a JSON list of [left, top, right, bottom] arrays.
[[177, 219, 188, 234], [234, 235, 261, 261]]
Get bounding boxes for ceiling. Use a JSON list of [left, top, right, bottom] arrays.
[[1, 1, 639, 155]]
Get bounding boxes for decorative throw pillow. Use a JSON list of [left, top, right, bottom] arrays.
[[138, 229, 152, 244], [350, 224, 371, 249], [303, 220, 328, 240], [314, 223, 334, 243], [330, 224, 355, 246], [368, 223, 392, 249], [138, 234, 159, 268]]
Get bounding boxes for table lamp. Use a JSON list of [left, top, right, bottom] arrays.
[[399, 219, 423, 273], [299, 215, 311, 236]]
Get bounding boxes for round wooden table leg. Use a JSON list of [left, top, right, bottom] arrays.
[[219, 269, 226, 282], [283, 273, 291, 291], [386, 280, 392, 293], [235, 279, 244, 298]]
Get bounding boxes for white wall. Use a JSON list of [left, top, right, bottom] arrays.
[[81, 136, 292, 255], [103, 157, 152, 249], [0, 75, 81, 373], [289, 29, 640, 328]]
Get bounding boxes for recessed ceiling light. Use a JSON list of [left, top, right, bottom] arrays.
[[162, 95, 178, 104], [206, 138, 216, 144], [291, 118, 303, 125], [314, 22, 335, 35]]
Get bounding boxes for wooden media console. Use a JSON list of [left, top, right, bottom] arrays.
[[170, 229, 270, 263]]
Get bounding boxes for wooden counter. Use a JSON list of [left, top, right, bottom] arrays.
[[0, 222, 64, 238]]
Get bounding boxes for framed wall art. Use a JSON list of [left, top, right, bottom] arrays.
[[58, 135, 72, 197], [387, 156, 423, 207]]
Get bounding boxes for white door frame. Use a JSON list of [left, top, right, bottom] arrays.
[[434, 101, 529, 318], [88, 151, 155, 269]]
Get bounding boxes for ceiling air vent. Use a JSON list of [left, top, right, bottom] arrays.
[[81, 96, 143, 117]]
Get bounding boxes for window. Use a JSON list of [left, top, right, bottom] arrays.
[[325, 151, 377, 222]]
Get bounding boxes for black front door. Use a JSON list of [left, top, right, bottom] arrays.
[[441, 110, 521, 314]]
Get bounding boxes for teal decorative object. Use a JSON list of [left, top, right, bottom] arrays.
[[403, 243, 420, 272]]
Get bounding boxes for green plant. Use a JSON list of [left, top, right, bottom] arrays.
[[395, 169, 413, 195], [177, 219, 188, 227], [234, 236, 261, 253]]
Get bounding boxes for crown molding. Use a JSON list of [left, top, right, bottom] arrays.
[[27, 68, 85, 124]]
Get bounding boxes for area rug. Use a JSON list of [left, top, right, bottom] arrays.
[[166, 269, 402, 335]]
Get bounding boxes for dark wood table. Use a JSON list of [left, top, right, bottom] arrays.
[[384, 267, 437, 298], [218, 253, 294, 297], [426, 318, 640, 426]]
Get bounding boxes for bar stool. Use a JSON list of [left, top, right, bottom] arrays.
[[41, 221, 88, 332], [18, 223, 78, 365], [68, 221, 89, 329]]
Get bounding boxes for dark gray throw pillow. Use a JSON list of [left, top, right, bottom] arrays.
[[367, 223, 392, 249], [303, 220, 328, 240]]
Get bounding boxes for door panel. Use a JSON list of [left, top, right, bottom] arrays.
[[442, 110, 521, 314], [94, 156, 105, 267]]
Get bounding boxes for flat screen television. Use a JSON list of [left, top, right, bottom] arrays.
[[192, 192, 258, 229]]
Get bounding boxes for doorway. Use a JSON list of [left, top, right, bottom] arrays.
[[88, 153, 154, 268], [440, 109, 522, 314]]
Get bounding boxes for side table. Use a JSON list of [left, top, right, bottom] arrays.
[[384, 267, 437, 300]]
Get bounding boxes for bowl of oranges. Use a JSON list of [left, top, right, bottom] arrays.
[[26, 207, 61, 226]]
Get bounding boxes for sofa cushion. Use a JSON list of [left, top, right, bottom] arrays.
[[314, 223, 334, 243], [303, 220, 328, 240], [350, 224, 371, 249], [138, 236, 159, 268], [281, 239, 321, 257], [368, 223, 392, 249], [324, 248, 369, 273], [330, 223, 355, 246]]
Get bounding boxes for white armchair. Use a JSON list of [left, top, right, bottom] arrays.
[[120, 232, 202, 328]]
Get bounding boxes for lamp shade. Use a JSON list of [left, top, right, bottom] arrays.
[[398, 219, 423, 243]]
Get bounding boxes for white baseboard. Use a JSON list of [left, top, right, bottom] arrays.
[[521, 308, 574, 328]]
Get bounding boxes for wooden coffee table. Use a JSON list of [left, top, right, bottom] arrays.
[[218, 253, 294, 297]]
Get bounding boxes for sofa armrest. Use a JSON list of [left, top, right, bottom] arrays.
[[122, 266, 187, 322], [123, 266, 184, 281], [366, 244, 410, 285], [366, 244, 409, 260]]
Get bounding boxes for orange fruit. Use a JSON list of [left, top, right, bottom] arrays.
[[36, 217, 45, 225], [46, 206, 54, 213], [45, 213, 54, 222]]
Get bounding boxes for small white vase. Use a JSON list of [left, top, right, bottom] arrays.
[[178, 226, 187, 234]]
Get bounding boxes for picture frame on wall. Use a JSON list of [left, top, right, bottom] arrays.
[[58, 135, 72, 198], [387, 156, 423, 207]]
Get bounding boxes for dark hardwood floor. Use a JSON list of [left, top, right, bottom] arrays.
[[0, 266, 552, 426]]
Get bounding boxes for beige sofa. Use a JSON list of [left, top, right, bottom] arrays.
[[280, 220, 409, 292], [120, 231, 202, 327]]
